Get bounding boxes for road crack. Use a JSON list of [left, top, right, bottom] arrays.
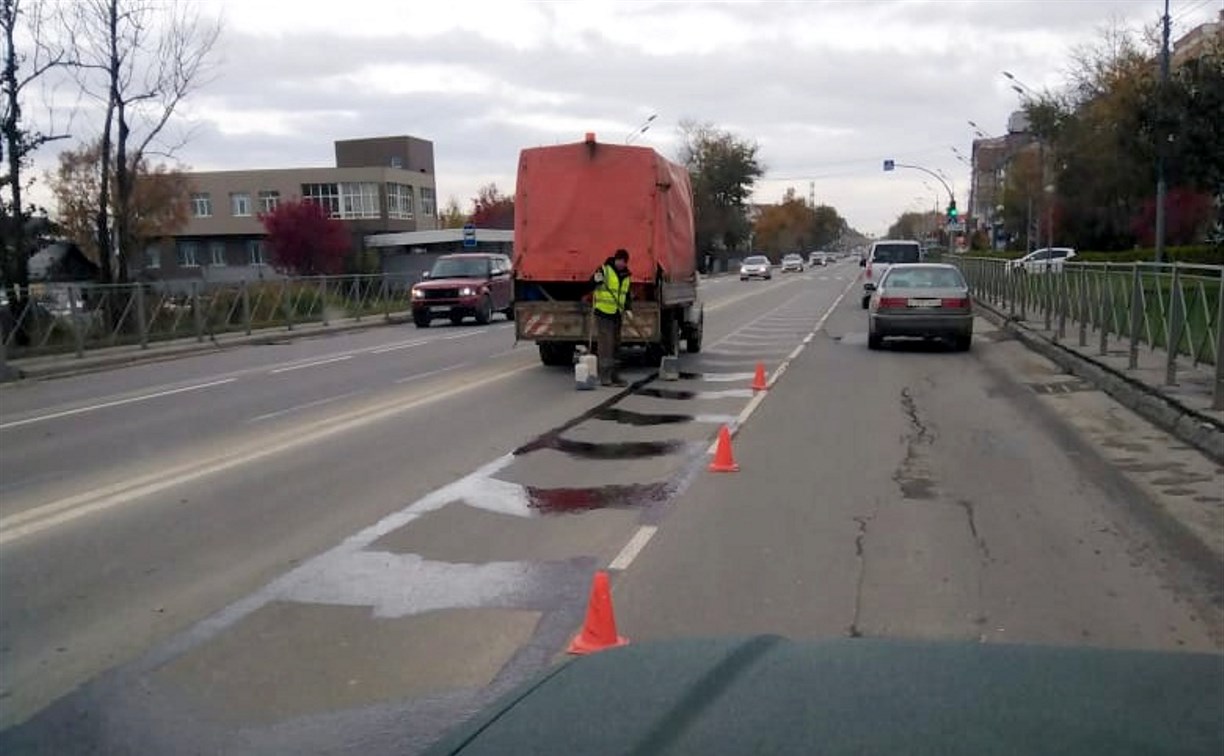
[[893, 387, 937, 500], [847, 513, 874, 638]]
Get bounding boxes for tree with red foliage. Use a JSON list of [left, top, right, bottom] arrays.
[[469, 183, 514, 229], [259, 199, 351, 275], [1130, 188, 1215, 248]]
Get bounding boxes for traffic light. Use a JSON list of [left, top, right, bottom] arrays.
[[946, 200, 958, 222]]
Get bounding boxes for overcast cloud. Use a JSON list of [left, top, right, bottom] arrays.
[[25, 0, 1224, 235]]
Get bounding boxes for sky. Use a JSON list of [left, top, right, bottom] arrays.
[[22, 0, 1224, 236]]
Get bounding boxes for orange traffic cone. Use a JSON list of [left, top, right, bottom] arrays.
[[708, 425, 740, 472], [751, 362, 768, 391], [567, 570, 629, 655]]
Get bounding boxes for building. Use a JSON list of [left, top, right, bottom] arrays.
[[147, 136, 439, 284], [968, 112, 1038, 247], [1172, 9, 1222, 67]]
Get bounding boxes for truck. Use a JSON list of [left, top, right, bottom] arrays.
[[512, 133, 703, 367]]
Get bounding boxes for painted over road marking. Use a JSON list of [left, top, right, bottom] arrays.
[[0, 363, 536, 546], [0, 378, 237, 431], [268, 354, 353, 374]]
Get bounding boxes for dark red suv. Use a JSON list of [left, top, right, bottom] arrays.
[[410, 253, 514, 328]]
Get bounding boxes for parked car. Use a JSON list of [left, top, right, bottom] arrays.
[[1006, 247, 1077, 275], [781, 254, 804, 273], [740, 255, 772, 281], [861, 239, 923, 308], [411, 253, 514, 328], [866, 263, 973, 351]]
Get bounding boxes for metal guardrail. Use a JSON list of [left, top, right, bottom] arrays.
[[955, 257, 1224, 410], [1, 273, 418, 361]]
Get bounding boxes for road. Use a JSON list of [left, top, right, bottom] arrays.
[[0, 259, 1220, 753]]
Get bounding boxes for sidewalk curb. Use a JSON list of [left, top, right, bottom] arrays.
[[3, 315, 410, 383], [974, 298, 1224, 464]]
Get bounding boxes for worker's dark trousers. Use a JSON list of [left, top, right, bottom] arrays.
[[595, 312, 622, 384]]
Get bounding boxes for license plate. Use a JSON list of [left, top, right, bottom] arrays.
[[907, 299, 941, 308], [430, 306, 452, 313]]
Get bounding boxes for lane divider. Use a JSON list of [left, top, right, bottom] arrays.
[[267, 354, 353, 374], [0, 379, 237, 431]]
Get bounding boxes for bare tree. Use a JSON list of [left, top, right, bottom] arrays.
[[72, 0, 219, 282], [1, 0, 69, 297]]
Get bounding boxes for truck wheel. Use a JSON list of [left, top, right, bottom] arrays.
[[475, 295, 493, 325], [413, 312, 431, 328], [538, 342, 572, 367], [685, 313, 703, 354], [502, 306, 515, 321]]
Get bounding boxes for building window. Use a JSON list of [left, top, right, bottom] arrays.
[[421, 187, 436, 217], [146, 248, 161, 269], [339, 182, 380, 219], [247, 239, 265, 266], [258, 190, 280, 213], [230, 192, 251, 217], [210, 241, 227, 266], [301, 183, 340, 217], [178, 241, 200, 268], [302, 182, 380, 219], [387, 182, 414, 219], [190, 193, 212, 218]]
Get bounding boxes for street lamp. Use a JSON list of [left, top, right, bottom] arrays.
[[625, 113, 657, 144]]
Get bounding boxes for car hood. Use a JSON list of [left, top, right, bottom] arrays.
[[416, 277, 487, 289], [425, 636, 1222, 755]]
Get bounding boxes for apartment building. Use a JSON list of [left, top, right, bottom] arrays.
[[146, 136, 439, 282]]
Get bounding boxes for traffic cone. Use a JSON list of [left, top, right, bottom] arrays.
[[751, 362, 768, 391], [708, 425, 740, 472], [567, 570, 629, 655]]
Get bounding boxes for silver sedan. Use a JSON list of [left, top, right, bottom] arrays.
[[866, 263, 973, 351]]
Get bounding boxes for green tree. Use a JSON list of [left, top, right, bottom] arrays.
[[677, 120, 763, 264], [887, 210, 939, 241], [438, 195, 467, 229]]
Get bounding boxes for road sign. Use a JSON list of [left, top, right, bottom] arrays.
[[883, 159, 895, 171], [463, 223, 477, 249], [946, 221, 965, 233]]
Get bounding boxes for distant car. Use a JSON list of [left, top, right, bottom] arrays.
[[808, 252, 827, 266], [411, 253, 514, 328], [867, 263, 973, 351], [781, 254, 804, 273], [861, 240, 923, 309], [1006, 247, 1077, 274], [740, 255, 772, 281]]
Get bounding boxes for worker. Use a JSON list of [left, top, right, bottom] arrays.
[[591, 248, 632, 387]]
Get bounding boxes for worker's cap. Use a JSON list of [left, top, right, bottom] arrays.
[[614, 248, 630, 261]]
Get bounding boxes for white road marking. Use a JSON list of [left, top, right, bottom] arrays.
[[268, 355, 353, 374], [0, 379, 237, 430], [608, 525, 658, 571], [370, 339, 430, 354], [394, 362, 474, 384], [248, 389, 370, 424], [0, 364, 536, 545]]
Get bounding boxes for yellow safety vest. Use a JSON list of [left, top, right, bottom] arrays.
[[593, 264, 629, 316]]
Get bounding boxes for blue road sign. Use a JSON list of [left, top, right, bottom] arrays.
[[463, 223, 477, 249], [883, 159, 895, 171]]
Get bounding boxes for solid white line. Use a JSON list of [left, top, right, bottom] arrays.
[[608, 525, 658, 571], [786, 344, 804, 361], [370, 339, 430, 354], [0, 363, 537, 545], [394, 362, 473, 384], [0, 379, 237, 431], [248, 389, 369, 424], [268, 355, 353, 374]]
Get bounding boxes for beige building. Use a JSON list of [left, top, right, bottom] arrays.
[[146, 136, 439, 282]]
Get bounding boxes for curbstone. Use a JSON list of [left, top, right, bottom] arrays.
[[974, 297, 1224, 465]]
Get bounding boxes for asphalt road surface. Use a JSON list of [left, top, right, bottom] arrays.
[[0, 258, 1220, 754]]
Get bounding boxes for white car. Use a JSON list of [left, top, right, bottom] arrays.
[[781, 254, 804, 273], [808, 252, 827, 266], [1006, 247, 1077, 274], [861, 239, 923, 309], [740, 255, 772, 280]]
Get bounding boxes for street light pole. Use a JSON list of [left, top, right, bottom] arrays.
[[1154, 0, 1171, 262], [625, 113, 658, 145]]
